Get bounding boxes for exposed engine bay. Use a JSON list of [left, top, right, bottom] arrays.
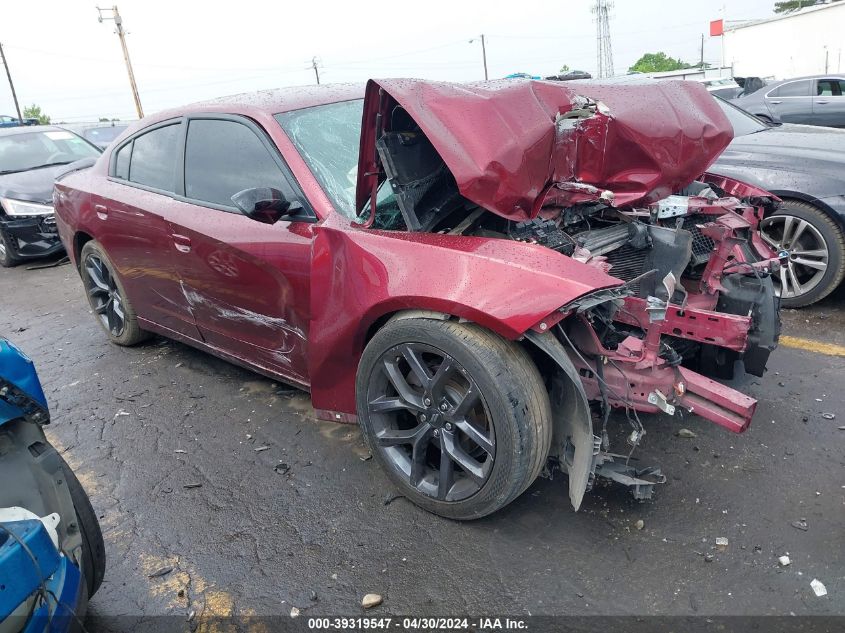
[[364, 91, 783, 505], [371, 104, 781, 380]]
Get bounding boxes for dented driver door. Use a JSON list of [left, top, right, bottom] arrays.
[[162, 115, 314, 385]]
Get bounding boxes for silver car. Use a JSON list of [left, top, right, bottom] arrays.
[[732, 75, 845, 127]]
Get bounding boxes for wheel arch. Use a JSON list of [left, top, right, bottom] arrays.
[[72, 230, 95, 270], [360, 310, 596, 512], [768, 192, 845, 232]]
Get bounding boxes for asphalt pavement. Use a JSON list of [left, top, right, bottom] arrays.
[[1, 258, 843, 626]]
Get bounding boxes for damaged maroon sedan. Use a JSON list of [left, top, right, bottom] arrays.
[[54, 79, 782, 519]]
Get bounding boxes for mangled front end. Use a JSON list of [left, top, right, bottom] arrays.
[[356, 79, 782, 507]]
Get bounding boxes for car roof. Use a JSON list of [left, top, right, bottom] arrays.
[[146, 83, 366, 125], [0, 124, 69, 137], [770, 75, 845, 85]]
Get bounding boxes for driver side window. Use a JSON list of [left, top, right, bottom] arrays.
[[183, 118, 290, 208]]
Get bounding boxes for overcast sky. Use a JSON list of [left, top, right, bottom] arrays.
[[1, 0, 777, 123]]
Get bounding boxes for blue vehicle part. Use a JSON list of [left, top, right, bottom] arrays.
[[0, 519, 83, 632], [0, 339, 48, 427], [21, 558, 83, 633], [0, 519, 61, 620]]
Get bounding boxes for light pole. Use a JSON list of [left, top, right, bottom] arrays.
[[469, 35, 488, 80], [97, 5, 144, 119], [0, 42, 23, 123]]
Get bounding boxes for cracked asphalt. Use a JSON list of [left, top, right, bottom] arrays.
[[1, 258, 843, 625]]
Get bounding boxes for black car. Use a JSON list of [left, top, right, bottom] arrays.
[[0, 126, 101, 267], [712, 99, 845, 306]]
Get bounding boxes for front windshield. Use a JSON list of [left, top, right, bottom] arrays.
[[276, 100, 365, 219], [715, 97, 768, 137], [0, 129, 101, 173]]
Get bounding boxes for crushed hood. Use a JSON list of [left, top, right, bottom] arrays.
[[356, 79, 733, 221]]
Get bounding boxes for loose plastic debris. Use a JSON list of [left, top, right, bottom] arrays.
[[810, 579, 827, 597]]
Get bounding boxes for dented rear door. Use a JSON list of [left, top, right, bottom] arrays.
[[162, 115, 313, 384]]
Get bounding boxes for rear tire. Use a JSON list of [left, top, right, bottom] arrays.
[[357, 318, 552, 520], [760, 201, 845, 307], [59, 455, 105, 598], [79, 240, 149, 345]]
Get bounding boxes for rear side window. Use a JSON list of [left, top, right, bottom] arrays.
[[114, 141, 131, 179], [184, 119, 285, 207], [769, 80, 811, 97], [817, 79, 845, 96], [128, 124, 180, 191]]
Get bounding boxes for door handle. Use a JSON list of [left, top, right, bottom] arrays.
[[171, 233, 192, 253], [769, 100, 782, 104], [94, 204, 108, 220], [816, 100, 829, 104]]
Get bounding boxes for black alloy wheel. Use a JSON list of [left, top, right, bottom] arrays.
[[84, 253, 126, 337], [357, 318, 552, 520], [366, 342, 495, 502]]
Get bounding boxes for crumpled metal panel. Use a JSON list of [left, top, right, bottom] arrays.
[[357, 79, 733, 220]]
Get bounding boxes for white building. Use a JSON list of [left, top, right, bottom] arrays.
[[723, 2, 845, 79]]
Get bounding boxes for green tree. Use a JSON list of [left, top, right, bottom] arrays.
[[774, 0, 841, 13], [559, 64, 570, 73], [23, 104, 50, 125], [628, 52, 694, 74]]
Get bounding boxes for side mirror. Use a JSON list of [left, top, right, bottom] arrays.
[[231, 187, 301, 224]]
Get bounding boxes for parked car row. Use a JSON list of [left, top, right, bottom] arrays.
[[0, 115, 39, 128]]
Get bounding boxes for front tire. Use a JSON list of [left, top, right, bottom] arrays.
[[0, 228, 20, 267], [357, 318, 552, 520], [759, 201, 845, 307], [80, 240, 149, 345], [59, 455, 106, 598]]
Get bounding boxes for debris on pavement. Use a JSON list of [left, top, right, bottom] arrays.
[[174, 449, 187, 454], [634, 519, 644, 530], [676, 428, 697, 438], [810, 579, 827, 597], [791, 518, 809, 531], [310, 590, 318, 602], [290, 607, 301, 618], [384, 493, 403, 506], [778, 555, 791, 567], [148, 566, 174, 579], [183, 483, 202, 489], [362, 593, 383, 609], [715, 537, 729, 551], [704, 553, 714, 563], [114, 409, 130, 419], [254, 445, 270, 452], [821, 413, 836, 420], [273, 462, 290, 474]]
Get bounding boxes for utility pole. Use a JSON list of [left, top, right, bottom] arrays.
[[592, 1, 614, 79], [311, 56, 321, 85], [97, 5, 144, 119], [469, 35, 488, 80], [0, 42, 23, 123], [700, 33, 705, 69]]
